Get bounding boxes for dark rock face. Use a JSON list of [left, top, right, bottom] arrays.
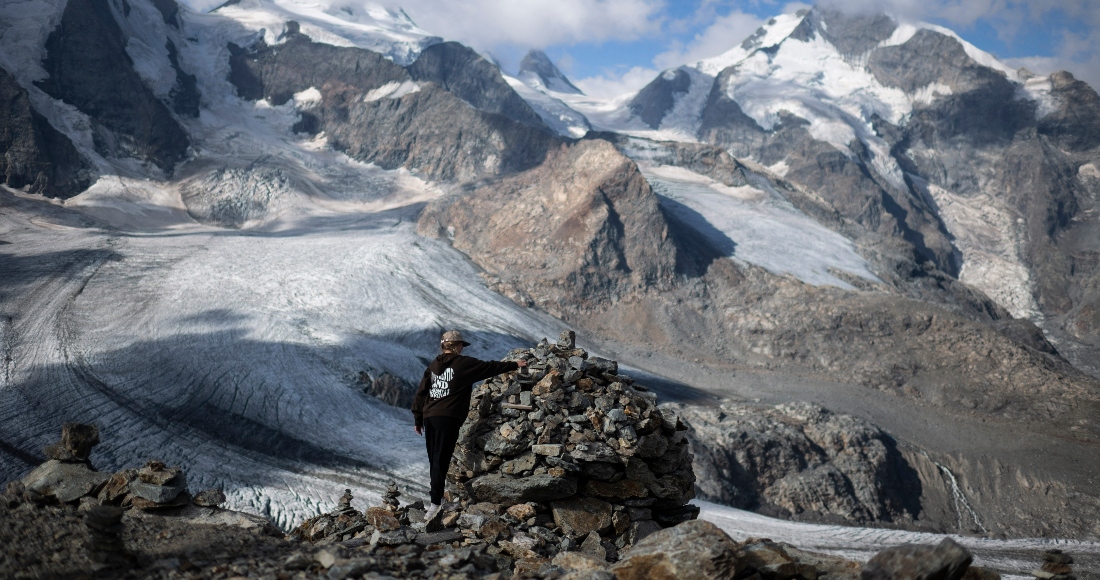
[[227, 32, 407, 105], [674, 402, 921, 526], [630, 68, 692, 129], [869, 29, 1034, 146], [166, 40, 200, 117], [0, 67, 91, 198], [226, 32, 556, 182], [1040, 71, 1100, 151], [797, 7, 898, 59], [417, 139, 680, 314], [408, 42, 546, 128], [519, 49, 583, 95], [36, 0, 190, 172]]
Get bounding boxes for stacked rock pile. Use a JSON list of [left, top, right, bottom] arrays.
[[83, 505, 133, 568], [452, 331, 697, 552], [1032, 549, 1075, 580], [3, 423, 227, 513]]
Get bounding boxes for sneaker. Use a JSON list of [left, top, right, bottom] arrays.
[[424, 503, 442, 521]]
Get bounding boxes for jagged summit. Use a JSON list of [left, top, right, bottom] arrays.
[[518, 50, 583, 95]]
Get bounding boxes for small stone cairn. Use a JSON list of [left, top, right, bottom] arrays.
[[84, 505, 133, 568], [1033, 549, 1075, 580], [3, 423, 227, 513]]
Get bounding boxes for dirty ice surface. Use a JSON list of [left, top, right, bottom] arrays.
[[641, 164, 881, 289], [699, 501, 1100, 578], [0, 183, 567, 529]]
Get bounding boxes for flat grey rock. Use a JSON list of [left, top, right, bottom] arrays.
[[21, 460, 110, 503]]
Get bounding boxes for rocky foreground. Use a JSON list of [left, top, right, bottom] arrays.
[[1, 335, 1059, 579]]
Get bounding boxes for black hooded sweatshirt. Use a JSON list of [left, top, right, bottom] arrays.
[[411, 353, 518, 428]]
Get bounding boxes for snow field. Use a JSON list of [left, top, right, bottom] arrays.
[[641, 164, 881, 290]]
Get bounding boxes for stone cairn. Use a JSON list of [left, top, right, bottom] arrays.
[[452, 330, 697, 552], [3, 423, 228, 513], [83, 505, 133, 568], [291, 331, 699, 575], [1033, 549, 1075, 580]]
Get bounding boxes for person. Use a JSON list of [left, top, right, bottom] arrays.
[[412, 330, 527, 520]]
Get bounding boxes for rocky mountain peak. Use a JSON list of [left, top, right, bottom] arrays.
[[519, 50, 583, 95], [789, 6, 898, 60]]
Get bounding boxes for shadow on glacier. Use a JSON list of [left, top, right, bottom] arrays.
[[657, 194, 738, 276], [0, 247, 124, 297], [113, 202, 430, 240], [0, 322, 710, 485]]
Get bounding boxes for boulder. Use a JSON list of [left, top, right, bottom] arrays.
[[137, 460, 183, 486], [21, 460, 110, 503], [552, 551, 608, 572], [552, 497, 613, 538], [468, 473, 577, 504], [192, 488, 226, 507], [611, 520, 742, 580], [861, 538, 973, 580], [366, 507, 401, 531], [130, 480, 186, 504], [43, 423, 100, 462], [97, 469, 137, 505]]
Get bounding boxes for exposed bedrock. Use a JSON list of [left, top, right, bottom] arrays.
[[417, 138, 680, 313], [674, 402, 922, 527], [227, 28, 556, 182], [36, 0, 190, 172], [0, 67, 91, 198], [676, 397, 1100, 539], [629, 68, 692, 130]]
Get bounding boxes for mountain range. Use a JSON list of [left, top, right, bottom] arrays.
[[1, 0, 1099, 545]]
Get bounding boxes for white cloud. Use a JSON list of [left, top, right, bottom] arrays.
[[573, 65, 660, 99], [391, 0, 664, 51], [654, 9, 764, 68]]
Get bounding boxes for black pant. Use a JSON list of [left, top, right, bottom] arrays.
[[425, 415, 463, 505]]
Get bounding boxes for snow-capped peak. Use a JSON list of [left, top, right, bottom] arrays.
[[213, 0, 441, 64], [518, 49, 583, 95], [695, 11, 809, 76]]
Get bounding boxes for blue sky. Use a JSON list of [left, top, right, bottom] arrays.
[[181, 0, 1099, 97]]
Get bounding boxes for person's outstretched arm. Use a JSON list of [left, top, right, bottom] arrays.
[[460, 357, 524, 382]]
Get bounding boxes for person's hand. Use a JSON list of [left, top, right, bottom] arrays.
[[414, 425, 423, 436], [516, 359, 528, 368]]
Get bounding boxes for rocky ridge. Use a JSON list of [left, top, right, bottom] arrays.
[[418, 139, 679, 315], [0, 352, 1042, 580], [0, 67, 91, 198], [226, 23, 557, 184]]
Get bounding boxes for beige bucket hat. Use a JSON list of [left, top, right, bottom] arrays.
[[441, 330, 471, 346]]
